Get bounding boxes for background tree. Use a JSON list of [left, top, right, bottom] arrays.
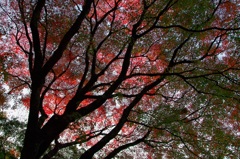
[[0, 112, 24, 159], [0, 0, 239, 158]]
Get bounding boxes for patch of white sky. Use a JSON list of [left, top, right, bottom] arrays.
[[216, 41, 228, 61], [74, 4, 82, 12], [2, 83, 29, 122]]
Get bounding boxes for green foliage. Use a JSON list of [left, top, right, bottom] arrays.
[[0, 151, 17, 159], [48, 145, 82, 159], [0, 116, 25, 159], [160, 0, 214, 27]]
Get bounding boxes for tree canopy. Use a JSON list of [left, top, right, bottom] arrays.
[[0, 0, 239, 158]]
